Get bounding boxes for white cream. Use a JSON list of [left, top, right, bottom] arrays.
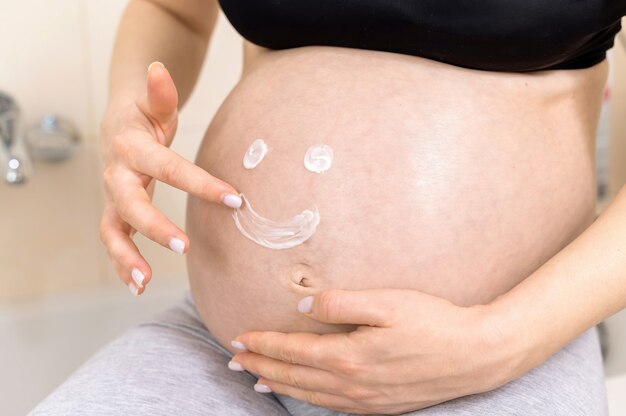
[[304, 144, 333, 173], [243, 139, 268, 169], [232, 194, 320, 250]]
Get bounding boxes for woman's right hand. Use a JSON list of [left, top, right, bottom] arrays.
[[99, 62, 242, 295]]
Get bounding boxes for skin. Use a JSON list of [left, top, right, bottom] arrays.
[[186, 43, 603, 343], [189, 46, 604, 414], [100, 0, 241, 295], [101, 0, 626, 414], [232, 189, 626, 414]]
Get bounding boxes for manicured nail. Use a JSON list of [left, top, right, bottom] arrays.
[[168, 237, 185, 254], [231, 340, 247, 351], [228, 360, 244, 371], [297, 296, 314, 313], [148, 61, 164, 72], [128, 282, 139, 296], [131, 267, 145, 288], [223, 193, 243, 209], [254, 383, 272, 393]]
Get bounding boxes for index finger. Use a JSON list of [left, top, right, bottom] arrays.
[[234, 331, 350, 371], [128, 137, 241, 207]]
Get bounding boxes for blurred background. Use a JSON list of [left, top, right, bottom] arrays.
[[0, 2, 625, 415]]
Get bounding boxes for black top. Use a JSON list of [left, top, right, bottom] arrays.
[[218, 0, 626, 72]]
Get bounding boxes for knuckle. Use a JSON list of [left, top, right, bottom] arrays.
[[281, 368, 301, 388], [345, 387, 377, 403], [101, 165, 116, 188], [279, 346, 297, 364], [99, 209, 121, 245], [104, 235, 126, 261], [196, 180, 214, 200], [336, 358, 363, 377], [304, 391, 324, 407], [158, 159, 180, 182], [318, 289, 342, 321], [253, 332, 271, 351], [117, 196, 135, 218], [109, 133, 130, 157], [378, 405, 405, 415], [244, 334, 259, 351], [98, 220, 109, 244], [113, 265, 127, 282], [244, 332, 270, 356], [144, 215, 162, 239]]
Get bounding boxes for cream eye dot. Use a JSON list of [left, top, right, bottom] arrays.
[[304, 144, 334, 173], [243, 139, 268, 169]]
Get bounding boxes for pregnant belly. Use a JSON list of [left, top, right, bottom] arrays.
[[186, 47, 603, 351]]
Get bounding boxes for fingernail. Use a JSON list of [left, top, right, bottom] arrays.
[[228, 360, 244, 371], [254, 383, 272, 393], [231, 340, 247, 351], [168, 237, 185, 254], [128, 282, 139, 296], [131, 267, 145, 288], [223, 193, 242, 209], [297, 296, 314, 313], [148, 61, 164, 72]]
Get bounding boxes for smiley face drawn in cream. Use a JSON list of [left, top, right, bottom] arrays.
[[232, 140, 333, 250], [232, 194, 320, 250], [243, 139, 268, 169]]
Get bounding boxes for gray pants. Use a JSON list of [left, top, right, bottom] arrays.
[[32, 294, 608, 415]]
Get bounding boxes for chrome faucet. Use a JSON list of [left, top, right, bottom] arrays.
[[0, 92, 27, 184]]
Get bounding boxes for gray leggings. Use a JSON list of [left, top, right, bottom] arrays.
[[32, 294, 608, 415]]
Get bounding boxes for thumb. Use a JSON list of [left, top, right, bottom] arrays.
[[297, 289, 404, 327], [137, 61, 178, 138]]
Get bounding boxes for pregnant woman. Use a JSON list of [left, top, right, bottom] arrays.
[[34, 0, 626, 415]]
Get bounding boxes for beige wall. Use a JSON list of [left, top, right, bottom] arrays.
[[0, 1, 242, 301]]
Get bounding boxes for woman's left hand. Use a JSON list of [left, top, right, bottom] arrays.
[[232, 289, 533, 415]]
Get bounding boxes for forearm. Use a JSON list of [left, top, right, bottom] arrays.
[[491, 185, 626, 373], [107, 0, 218, 108]]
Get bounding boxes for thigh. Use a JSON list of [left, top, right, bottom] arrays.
[[413, 326, 607, 416], [31, 295, 289, 416], [276, 327, 607, 416]]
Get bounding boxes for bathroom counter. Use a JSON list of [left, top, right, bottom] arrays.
[[0, 137, 191, 302], [0, 142, 108, 301]]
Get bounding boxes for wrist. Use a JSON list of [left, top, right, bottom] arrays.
[[473, 295, 547, 388]]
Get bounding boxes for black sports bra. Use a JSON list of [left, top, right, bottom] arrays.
[[218, 0, 626, 72]]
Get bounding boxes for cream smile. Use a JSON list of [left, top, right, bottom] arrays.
[[232, 194, 320, 250]]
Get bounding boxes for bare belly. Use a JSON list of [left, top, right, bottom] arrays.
[[186, 46, 605, 351]]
